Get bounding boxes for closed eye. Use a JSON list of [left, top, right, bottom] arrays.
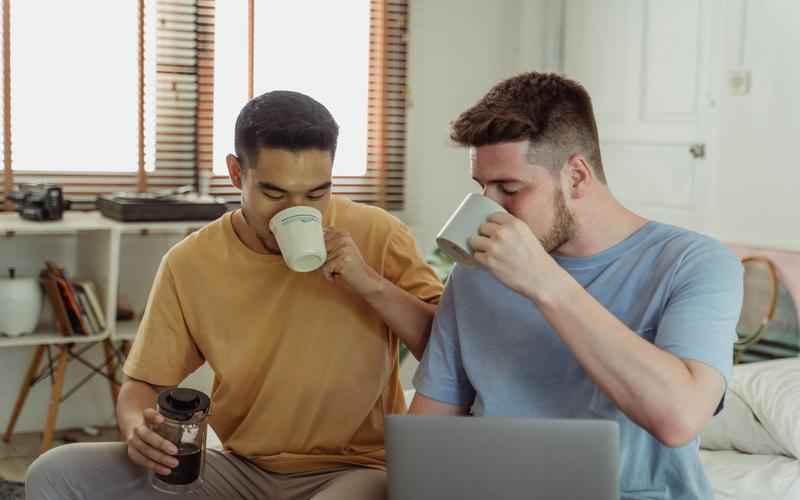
[[262, 190, 285, 200], [307, 189, 329, 200]]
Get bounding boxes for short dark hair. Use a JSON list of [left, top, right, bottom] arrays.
[[234, 90, 339, 168], [450, 72, 605, 183]]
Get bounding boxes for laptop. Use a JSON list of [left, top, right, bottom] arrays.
[[386, 415, 619, 500]]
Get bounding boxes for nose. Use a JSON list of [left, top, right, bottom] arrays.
[[286, 193, 306, 207]]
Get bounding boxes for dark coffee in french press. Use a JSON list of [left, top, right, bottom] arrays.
[[151, 388, 211, 494]]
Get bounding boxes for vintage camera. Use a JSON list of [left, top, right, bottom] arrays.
[[6, 184, 71, 221]]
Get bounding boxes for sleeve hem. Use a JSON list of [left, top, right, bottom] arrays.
[[122, 359, 187, 388], [412, 371, 474, 408]]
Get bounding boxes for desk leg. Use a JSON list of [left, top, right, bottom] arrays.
[[3, 345, 46, 443], [40, 347, 69, 454]]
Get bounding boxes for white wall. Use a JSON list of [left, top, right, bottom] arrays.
[[401, 0, 800, 254], [400, 0, 552, 253], [399, 0, 554, 385], [711, 0, 800, 249]]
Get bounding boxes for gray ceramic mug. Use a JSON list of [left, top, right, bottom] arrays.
[[435, 193, 507, 266]]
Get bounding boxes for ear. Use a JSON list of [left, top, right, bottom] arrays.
[[564, 154, 593, 198], [227, 154, 244, 190]]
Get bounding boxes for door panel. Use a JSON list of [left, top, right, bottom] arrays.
[[560, 0, 717, 232]]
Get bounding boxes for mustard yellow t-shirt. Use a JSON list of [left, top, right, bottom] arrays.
[[123, 196, 442, 473]]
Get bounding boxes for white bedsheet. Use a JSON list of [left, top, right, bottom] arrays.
[[701, 450, 800, 500]]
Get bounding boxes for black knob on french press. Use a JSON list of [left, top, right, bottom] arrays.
[[162, 388, 204, 418]]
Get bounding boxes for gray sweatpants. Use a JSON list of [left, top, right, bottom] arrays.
[[26, 443, 386, 500]]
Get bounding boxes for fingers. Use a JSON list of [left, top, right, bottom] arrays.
[[325, 237, 350, 254], [472, 250, 490, 268], [322, 253, 352, 281], [486, 211, 514, 224], [136, 422, 178, 456], [468, 234, 492, 253], [324, 228, 355, 255], [127, 426, 178, 473], [142, 408, 164, 426], [323, 227, 350, 242], [477, 221, 503, 238], [126, 409, 179, 474], [127, 445, 173, 476]]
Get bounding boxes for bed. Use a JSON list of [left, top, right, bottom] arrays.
[[698, 357, 800, 500], [701, 449, 800, 500]]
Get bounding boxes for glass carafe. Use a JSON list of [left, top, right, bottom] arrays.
[[150, 388, 211, 495]]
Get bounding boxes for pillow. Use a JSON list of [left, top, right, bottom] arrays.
[[733, 358, 800, 458], [700, 387, 788, 456]]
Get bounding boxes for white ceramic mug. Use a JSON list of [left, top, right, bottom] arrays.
[[268, 206, 327, 272], [435, 193, 507, 266]]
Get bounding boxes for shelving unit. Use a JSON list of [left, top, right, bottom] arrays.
[[0, 211, 214, 453]]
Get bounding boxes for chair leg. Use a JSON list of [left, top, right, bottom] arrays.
[[3, 346, 46, 443], [40, 347, 69, 454], [103, 339, 120, 411]]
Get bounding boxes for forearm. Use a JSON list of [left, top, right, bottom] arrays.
[[534, 273, 708, 445], [117, 378, 164, 437], [362, 273, 437, 361]]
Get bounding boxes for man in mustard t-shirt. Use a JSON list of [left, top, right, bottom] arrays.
[[26, 91, 442, 500]]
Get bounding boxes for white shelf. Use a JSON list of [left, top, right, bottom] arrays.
[[0, 212, 202, 347], [0, 330, 110, 348], [113, 219, 209, 235], [114, 320, 140, 341], [0, 211, 214, 237], [0, 211, 112, 235], [1, 212, 117, 354], [0, 210, 199, 435]]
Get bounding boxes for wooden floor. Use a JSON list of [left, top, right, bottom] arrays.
[[0, 427, 120, 483]]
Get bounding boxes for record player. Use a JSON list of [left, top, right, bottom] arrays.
[[97, 186, 229, 222]]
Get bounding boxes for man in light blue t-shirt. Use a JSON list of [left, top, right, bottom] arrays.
[[411, 72, 743, 500]]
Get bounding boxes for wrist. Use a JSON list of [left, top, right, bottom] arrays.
[[525, 265, 579, 309], [359, 268, 386, 299]]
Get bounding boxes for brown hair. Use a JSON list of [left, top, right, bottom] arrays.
[[450, 72, 606, 184]]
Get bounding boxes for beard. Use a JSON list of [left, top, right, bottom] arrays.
[[539, 188, 577, 253]]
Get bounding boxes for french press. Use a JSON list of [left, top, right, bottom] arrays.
[[151, 388, 212, 494]]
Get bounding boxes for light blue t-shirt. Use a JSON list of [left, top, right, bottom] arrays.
[[413, 222, 743, 500]]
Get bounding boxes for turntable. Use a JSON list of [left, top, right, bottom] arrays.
[[96, 186, 229, 222]]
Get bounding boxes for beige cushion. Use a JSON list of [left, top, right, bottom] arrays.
[[701, 359, 800, 458]]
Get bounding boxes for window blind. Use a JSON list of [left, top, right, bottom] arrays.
[[207, 0, 408, 211], [1, 0, 407, 212]]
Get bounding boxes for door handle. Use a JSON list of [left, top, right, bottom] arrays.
[[689, 144, 706, 159]]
